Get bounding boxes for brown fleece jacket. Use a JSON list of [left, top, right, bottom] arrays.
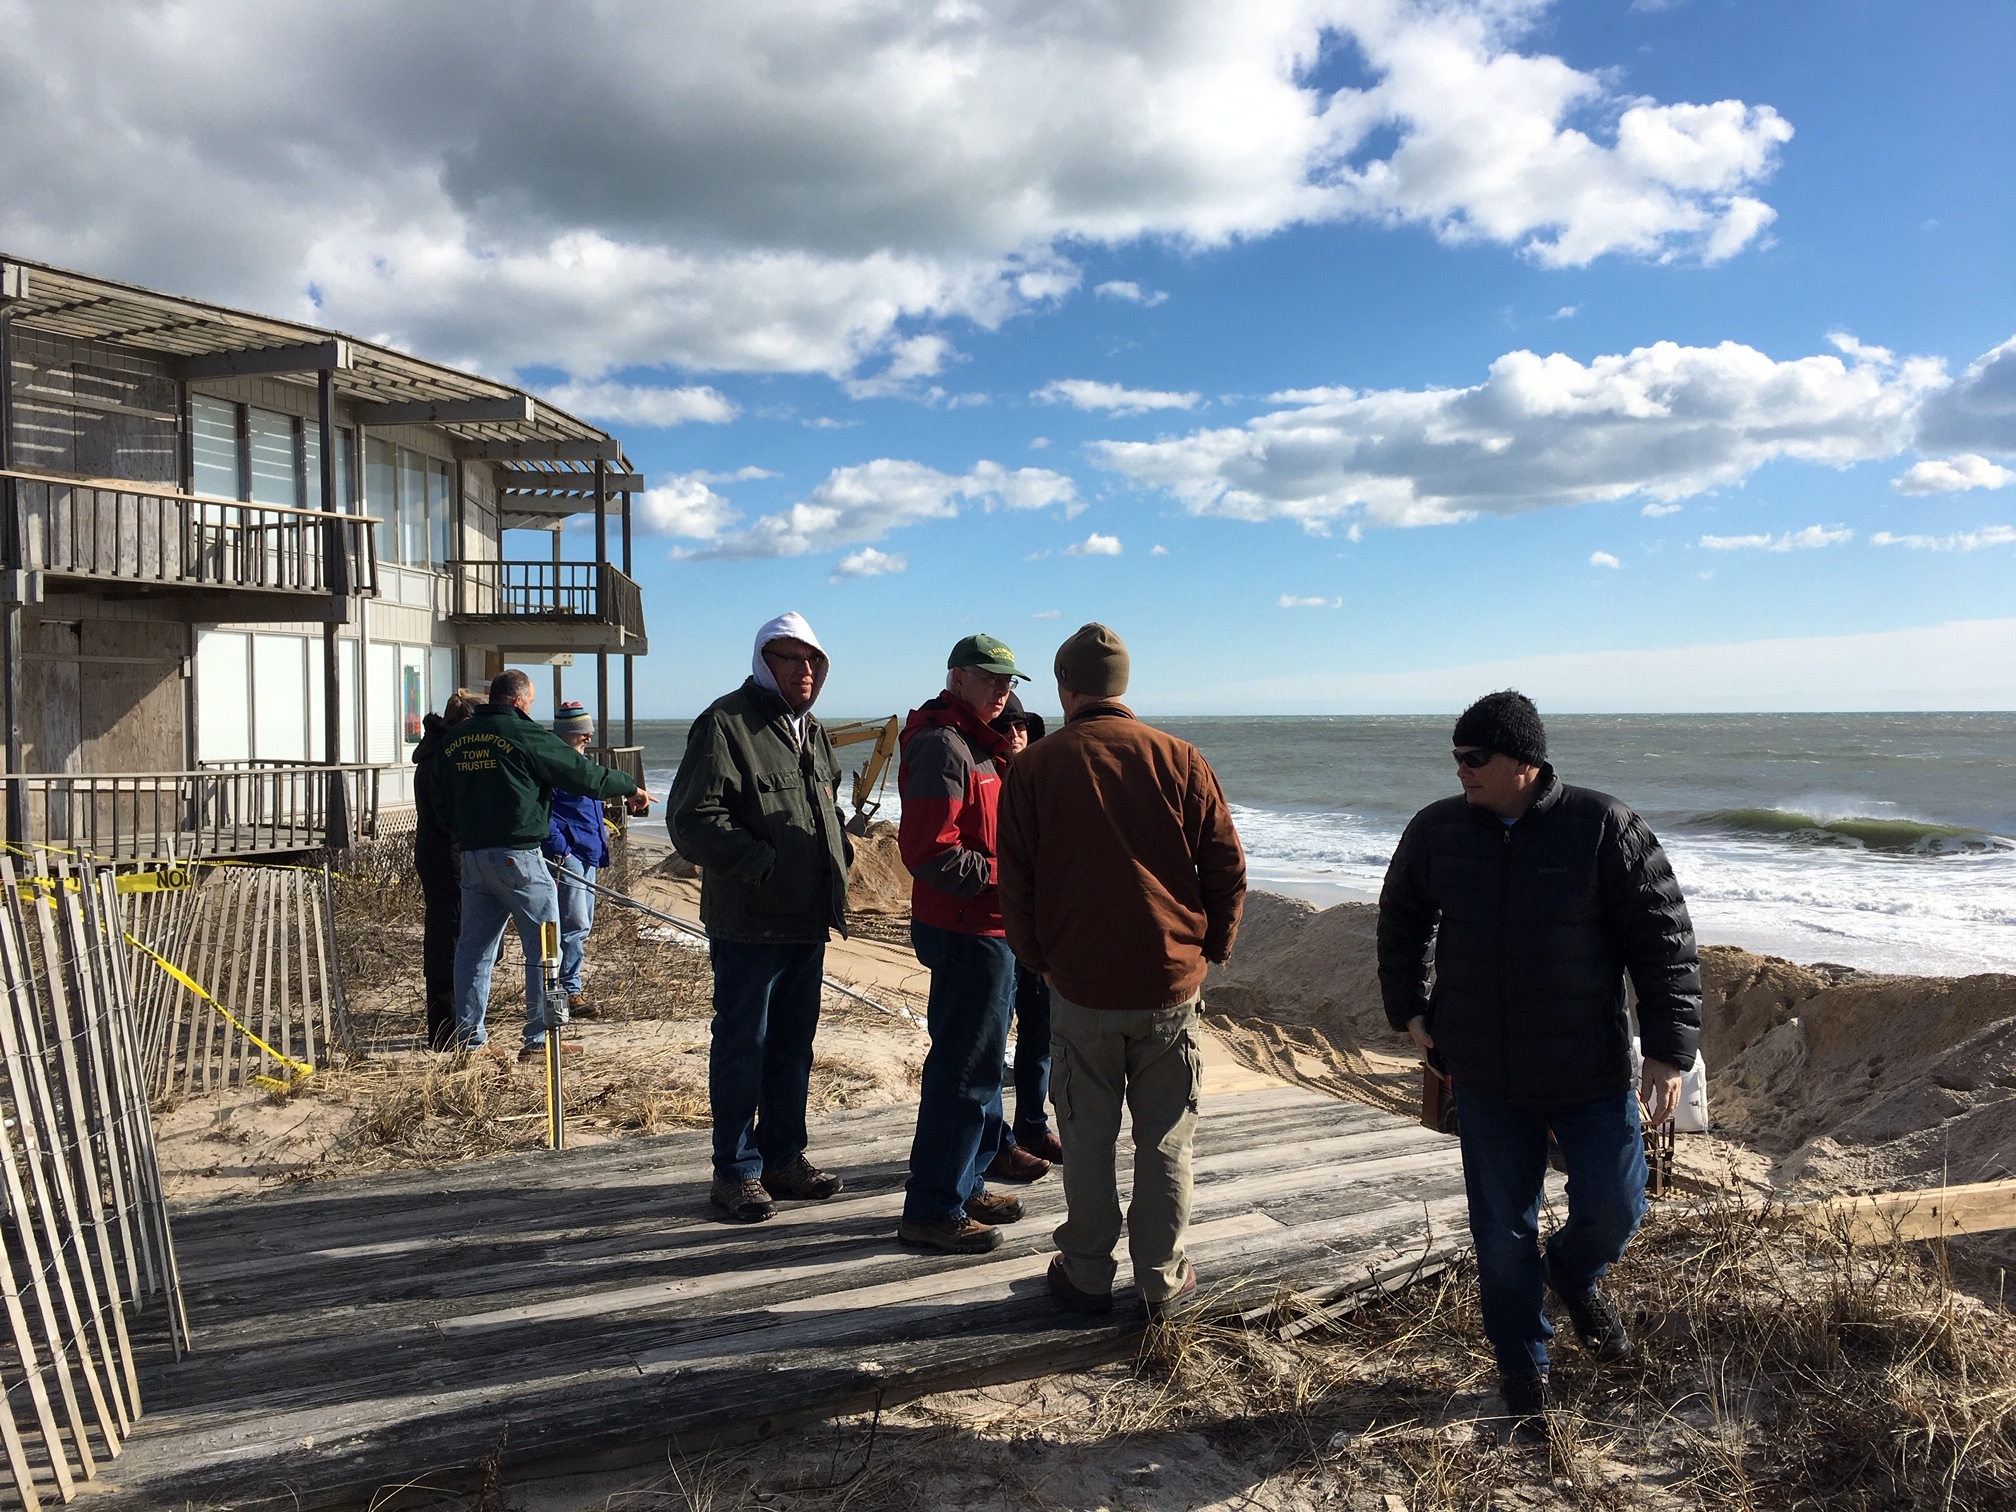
[[997, 702, 1246, 1012]]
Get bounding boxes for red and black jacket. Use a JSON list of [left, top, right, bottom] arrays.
[[897, 695, 1010, 936]]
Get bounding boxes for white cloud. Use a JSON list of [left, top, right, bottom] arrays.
[[0, 2, 1796, 388], [1590, 550, 1621, 568], [1640, 502, 1683, 518], [1913, 336, 2016, 455], [1035, 378, 1202, 415], [1552, 305, 1578, 320], [688, 458, 1077, 559], [841, 334, 960, 400], [1698, 525, 1853, 552], [1150, 543, 1170, 555], [1032, 608, 1062, 619], [1097, 338, 1943, 533], [1096, 280, 1170, 307], [831, 547, 907, 579], [637, 474, 740, 538], [1871, 526, 2016, 552], [1278, 593, 1341, 608], [1892, 454, 2016, 495], [538, 380, 738, 427], [1064, 532, 1124, 556]]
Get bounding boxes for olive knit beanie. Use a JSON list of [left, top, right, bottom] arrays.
[[1054, 623, 1129, 697], [1452, 690, 1546, 767]]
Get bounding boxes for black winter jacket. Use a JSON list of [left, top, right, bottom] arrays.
[[1376, 768, 1701, 1106]]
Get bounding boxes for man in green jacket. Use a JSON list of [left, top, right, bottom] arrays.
[[668, 612, 853, 1223], [434, 669, 650, 1060]]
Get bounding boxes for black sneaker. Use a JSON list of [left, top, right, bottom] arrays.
[[1498, 1372, 1550, 1440], [1543, 1254, 1633, 1364]]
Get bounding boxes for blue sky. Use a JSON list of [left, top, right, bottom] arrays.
[[3, 1, 2012, 716]]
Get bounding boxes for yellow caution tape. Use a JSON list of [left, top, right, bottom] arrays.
[[122, 931, 314, 1091]]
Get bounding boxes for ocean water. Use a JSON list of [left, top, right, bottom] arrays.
[[634, 712, 2016, 978]]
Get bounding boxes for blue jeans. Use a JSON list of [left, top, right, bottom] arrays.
[[1004, 963, 1053, 1143], [554, 854, 597, 996], [1455, 1085, 1648, 1377], [708, 940, 825, 1182], [903, 923, 1014, 1225], [453, 846, 561, 1050]]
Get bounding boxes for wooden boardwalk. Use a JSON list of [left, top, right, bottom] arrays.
[[94, 1069, 1470, 1510]]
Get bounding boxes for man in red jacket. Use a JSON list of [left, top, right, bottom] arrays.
[[896, 633, 1047, 1254], [998, 623, 1246, 1316]]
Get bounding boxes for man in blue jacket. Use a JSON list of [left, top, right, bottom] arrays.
[[545, 700, 611, 1022], [1377, 690, 1700, 1435]]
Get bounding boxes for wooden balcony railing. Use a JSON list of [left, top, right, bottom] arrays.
[[10, 764, 383, 861], [1, 468, 378, 597], [447, 559, 645, 639]]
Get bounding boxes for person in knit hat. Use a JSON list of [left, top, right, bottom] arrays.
[[1376, 689, 1701, 1436], [543, 701, 609, 1022], [986, 693, 1062, 1173], [997, 623, 1247, 1318]]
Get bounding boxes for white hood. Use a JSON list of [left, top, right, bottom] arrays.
[[751, 611, 829, 743]]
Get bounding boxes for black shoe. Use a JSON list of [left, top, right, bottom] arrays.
[[710, 1176, 775, 1223], [1499, 1372, 1550, 1440], [762, 1155, 844, 1201], [1543, 1254, 1633, 1363]]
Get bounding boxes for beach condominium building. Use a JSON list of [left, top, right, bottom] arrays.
[[0, 255, 648, 859]]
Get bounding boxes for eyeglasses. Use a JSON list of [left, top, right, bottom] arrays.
[[764, 649, 820, 668], [1452, 748, 1497, 769]]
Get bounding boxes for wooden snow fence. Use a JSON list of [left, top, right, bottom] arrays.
[[0, 855, 186, 1510], [121, 862, 352, 1096]]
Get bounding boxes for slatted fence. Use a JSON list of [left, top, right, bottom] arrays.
[[0, 857, 185, 1510], [122, 863, 352, 1096]]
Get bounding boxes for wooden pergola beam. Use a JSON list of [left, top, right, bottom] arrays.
[[175, 339, 353, 381], [355, 395, 536, 427], [458, 437, 624, 462], [498, 471, 645, 494]]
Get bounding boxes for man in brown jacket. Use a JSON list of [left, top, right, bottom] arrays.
[[997, 623, 1246, 1316]]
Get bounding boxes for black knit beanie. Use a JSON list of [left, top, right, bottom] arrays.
[[1452, 690, 1547, 767]]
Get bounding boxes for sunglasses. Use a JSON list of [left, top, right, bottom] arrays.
[[1452, 748, 1497, 769]]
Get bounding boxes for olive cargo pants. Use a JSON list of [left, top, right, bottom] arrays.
[[1049, 991, 1203, 1306]]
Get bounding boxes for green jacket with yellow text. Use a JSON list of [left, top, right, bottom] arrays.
[[431, 703, 637, 852]]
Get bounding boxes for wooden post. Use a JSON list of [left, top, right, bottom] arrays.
[[0, 307, 22, 848], [318, 369, 350, 850], [594, 459, 609, 740], [621, 487, 634, 747]]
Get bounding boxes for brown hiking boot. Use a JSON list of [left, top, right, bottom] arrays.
[[963, 1189, 1024, 1224], [985, 1143, 1051, 1184], [1046, 1255, 1114, 1315], [897, 1215, 1003, 1254], [1143, 1262, 1198, 1320], [519, 1041, 584, 1063], [567, 993, 603, 1021], [762, 1155, 844, 1201], [710, 1176, 776, 1223], [1017, 1128, 1064, 1163]]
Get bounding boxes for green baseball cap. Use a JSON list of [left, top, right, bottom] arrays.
[[947, 632, 1027, 681]]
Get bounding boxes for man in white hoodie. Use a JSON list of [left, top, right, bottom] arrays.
[[667, 614, 856, 1222]]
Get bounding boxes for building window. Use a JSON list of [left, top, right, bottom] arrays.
[[247, 406, 298, 507], [302, 423, 353, 511], [365, 438, 396, 564], [190, 395, 240, 499], [398, 449, 427, 566], [429, 458, 453, 566]]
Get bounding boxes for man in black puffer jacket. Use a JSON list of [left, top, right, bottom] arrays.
[[1378, 690, 1699, 1433]]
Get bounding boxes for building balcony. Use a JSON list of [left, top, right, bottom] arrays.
[[11, 762, 383, 860], [2, 467, 376, 621], [446, 558, 647, 656]]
